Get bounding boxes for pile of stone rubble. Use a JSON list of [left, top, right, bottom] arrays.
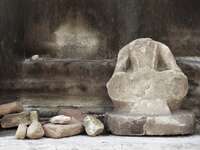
[[0, 38, 197, 139], [0, 101, 105, 139]]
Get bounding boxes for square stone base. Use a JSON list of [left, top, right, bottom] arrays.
[[106, 111, 195, 136]]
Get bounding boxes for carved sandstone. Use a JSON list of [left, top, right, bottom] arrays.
[[106, 38, 195, 135]]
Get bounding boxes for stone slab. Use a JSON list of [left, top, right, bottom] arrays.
[[106, 111, 195, 136], [43, 123, 83, 138], [0, 130, 200, 150], [1, 112, 31, 128]]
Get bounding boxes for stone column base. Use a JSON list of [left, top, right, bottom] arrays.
[[106, 111, 195, 136]]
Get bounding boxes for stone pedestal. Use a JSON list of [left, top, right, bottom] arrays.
[[106, 111, 195, 136], [106, 38, 196, 136]]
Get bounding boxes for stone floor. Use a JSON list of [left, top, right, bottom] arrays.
[[0, 130, 200, 150]]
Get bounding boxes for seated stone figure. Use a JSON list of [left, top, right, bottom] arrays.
[[107, 38, 188, 115], [106, 38, 194, 136]]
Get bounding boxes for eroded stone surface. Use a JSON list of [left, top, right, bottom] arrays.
[[107, 38, 188, 114], [106, 111, 195, 136], [27, 111, 44, 139], [43, 123, 83, 138], [15, 124, 27, 139], [58, 109, 86, 122], [83, 115, 104, 136], [50, 115, 71, 124], [1, 130, 200, 150], [177, 57, 200, 133], [1, 112, 31, 128]]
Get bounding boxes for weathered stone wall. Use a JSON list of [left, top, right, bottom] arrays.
[[1, 0, 200, 119], [2, 0, 200, 60], [0, 0, 25, 80]]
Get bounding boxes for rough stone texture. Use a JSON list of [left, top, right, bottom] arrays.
[[105, 39, 195, 135], [83, 115, 104, 136], [177, 57, 200, 116], [27, 121, 44, 139], [0, 59, 114, 115], [106, 111, 195, 136], [1, 130, 200, 150], [43, 123, 83, 138], [50, 115, 71, 124], [58, 109, 86, 122], [27, 111, 44, 139], [0, 101, 23, 116], [15, 124, 27, 139], [107, 38, 188, 114], [1, 112, 31, 128], [21, 0, 200, 58], [1, 1, 200, 120], [177, 57, 200, 133]]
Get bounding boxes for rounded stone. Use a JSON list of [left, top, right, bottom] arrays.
[[15, 124, 27, 139], [83, 115, 104, 136]]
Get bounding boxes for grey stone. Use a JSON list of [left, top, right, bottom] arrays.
[[15, 123, 27, 139], [1, 129, 200, 150], [106, 38, 194, 135], [27, 121, 44, 139], [43, 122, 83, 138], [0, 101, 23, 117], [50, 115, 71, 124], [107, 38, 188, 114], [177, 57, 200, 117], [0, 59, 114, 115], [31, 55, 39, 60], [83, 115, 104, 136], [176, 57, 200, 133], [1, 112, 31, 128], [27, 111, 44, 139], [106, 111, 195, 136], [58, 109, 86, 122]]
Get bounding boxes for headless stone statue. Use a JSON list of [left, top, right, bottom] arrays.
[[107, 38, 188, 115], [106, 38, 195, 135]]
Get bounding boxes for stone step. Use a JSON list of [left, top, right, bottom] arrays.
[[0, 57, 200, 117], [0, 59, 115, 94], [0, 59, 115, 115], [20, 58, 115, 79], [0, 131, 200, 150], [176, 57, 200, 120]]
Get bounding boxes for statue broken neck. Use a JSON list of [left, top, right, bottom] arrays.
[[106, 38, 194, 136]]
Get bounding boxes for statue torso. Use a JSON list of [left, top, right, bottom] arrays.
[[129, 43, 159, 72]]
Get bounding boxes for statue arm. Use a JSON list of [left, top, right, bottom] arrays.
[[159, 43, 181, 71], [114, 48, 129, 73]]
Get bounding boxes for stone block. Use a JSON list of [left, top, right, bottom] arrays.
[[1, 112, 31, 128], [43, 122, 83, 138], [106, 111, 195, 136]]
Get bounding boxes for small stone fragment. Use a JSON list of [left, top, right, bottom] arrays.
[[15, 124, 27, 139], [59, 109, 86, 122], [31, 55, 39, 60], [50, 115, 71, 124], [43, 122, 83, 138], [1, 112, 31, 128], [83, 115, 104, 136], [27, 111, 44, 139], [0, 101, 23, 117]]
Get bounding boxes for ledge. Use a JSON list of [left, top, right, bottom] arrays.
[[0, 130, 199, 150]]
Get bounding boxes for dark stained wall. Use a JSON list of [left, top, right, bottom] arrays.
[[1, 0, 200, 61], [136, 0, 200, 56], [0, 0, 200, 104], [0, 0, 25, 79]]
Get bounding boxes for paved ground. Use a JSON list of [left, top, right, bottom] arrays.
[[0, 130, 200, 150]]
